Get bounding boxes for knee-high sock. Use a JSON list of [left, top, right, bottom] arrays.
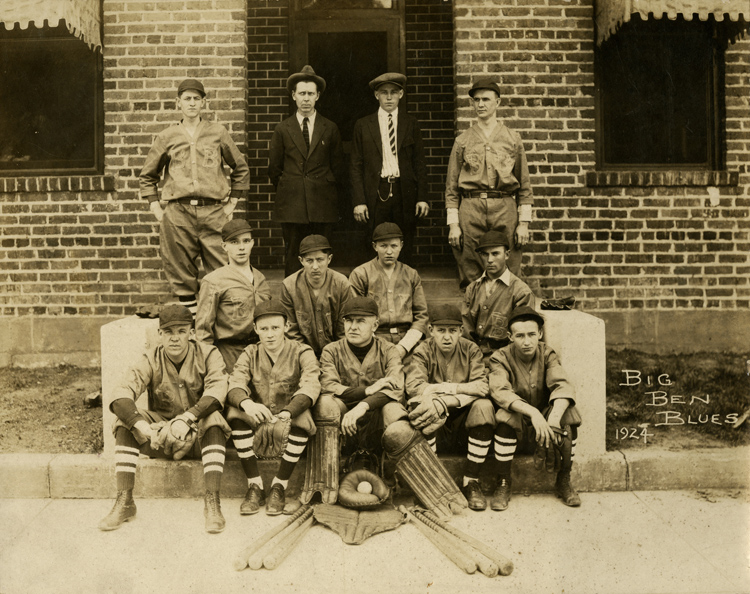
[[274, 428, 309, 486], [563, 426, 578, 472], [494, 423, 517, 479], [464, 425, 493, 481], [201, 426, 226, 492], [115, 427, 140, 491], [230, 418, 261, 485]]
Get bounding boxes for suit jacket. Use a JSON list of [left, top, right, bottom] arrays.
[[268, 113, 344, 224], [350, 111, 428, 228]]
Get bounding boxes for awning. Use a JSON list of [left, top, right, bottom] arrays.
[[0, 0, 101, 50], [596, 0, 750, 44]]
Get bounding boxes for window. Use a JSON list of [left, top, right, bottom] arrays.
[[0, 23, 102, 175], [596, 16, 722, 169]]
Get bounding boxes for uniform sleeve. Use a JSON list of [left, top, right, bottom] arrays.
[[255, 272, 272, 302], [319, 345, 350, 397], [138, 134, 168, 202], [293, 345, 321, 405], [515, 283, 536, 310], [280, 283, 305, 343], [195, 279, 220, 343], [444, 138, 464, 211], [488, 349, 523, 411], [199, 346, 229, 408], [348, 266, 367, 297], [220, 127, 250, 197], [408, 272, 429, 336], [335, 278, 353, 340], [462, 285, 478, 340], [453, 344, 488, 408], [110, 352, 154, 409], [404, 344, 431, 399], [544, 347, 576, 404], [227, 348, 253, 398], [268, 126, 284, 188], [380, 343, 405, 402], [513, 132, 533, 207]]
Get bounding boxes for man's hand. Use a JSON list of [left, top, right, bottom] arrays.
[[515, 222, 530, 246], [132, 420, 155, 445], [407, 398, 444, 430], [342, 402, 369, 437], [460, 380, 489, 398], [276, 410, 292, 422], [448, 223, 462, 249], [241, 400, 274, 425], [353, 204, 369, 223], [149, 201, 164, 223], [365, 377, 395, 396], [223, 196, 238, 217], [530, 410, 557, 449], [415, 201, 430, 218]]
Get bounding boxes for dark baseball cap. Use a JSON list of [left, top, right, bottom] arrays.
[[372, 222, 403, 242], [177, 79, 205, 97], [159, 304, 193, 329], [429, 303, 463, 326], [341, 296, 378, 319], [469, 78, 501, 98], [221, 219, 253, 242], [508, 306, 545, 330], [476, 230, 510, 252], [253, 299, 287, 323], [299, 234, 332, 256]]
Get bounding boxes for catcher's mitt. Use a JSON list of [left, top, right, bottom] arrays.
[[533, 425, 570, 473], [253, 416, 292, 459], [338, 469, 390, 509], [152, 415, 197, 460]]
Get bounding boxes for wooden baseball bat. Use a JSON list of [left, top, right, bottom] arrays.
[[232, 504, 310, 571], [263, 515, 314, 570], [399, 506, 477, 575], [246, 506, 314, 571], [421, 509, 514, 576], [412, 509, 499, 577]]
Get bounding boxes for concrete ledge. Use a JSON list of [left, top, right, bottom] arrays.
[[3, 448, 744, 499]]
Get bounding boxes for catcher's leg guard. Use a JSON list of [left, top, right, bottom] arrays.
[[382, 420, 468, 520], [300, 395, 341, 504]]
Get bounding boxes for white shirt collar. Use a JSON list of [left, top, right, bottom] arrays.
[[296, 110, 317, 126], [378, 107, 398, 121], [479, 268, 511, 286]]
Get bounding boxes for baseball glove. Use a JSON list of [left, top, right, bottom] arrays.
[[253, 416, 292, 459], [338, 469, 390, 509], [152, 415, 197, 460], [533, 425, 569, 474]]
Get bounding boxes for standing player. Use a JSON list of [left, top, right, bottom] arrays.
[[349, 222, 428, 361], [139, 79, 249, 313], [195, 219, 271, 373], [280, 234, 353, 357], [226, 300, 321, 515]]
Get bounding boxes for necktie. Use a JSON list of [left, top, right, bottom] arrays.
[[302, 117, 310, 150], [388, 113, 396, 155]]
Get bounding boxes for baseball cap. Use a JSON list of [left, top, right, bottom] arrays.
[[469, 78, 501, 98], [299, 234, 332, 256], [177, 79, 206, 97], [429, 303, 463, 326], [341, 296, 378, 319], [372, 222, 403, 242], [508, 306, 545, 330], [476, 230, 509, 252], [253, 299, 287, 323], [159, 304, 194, 329], [222, 219, 253, 242]]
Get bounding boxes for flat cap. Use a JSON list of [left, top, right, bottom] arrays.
[[476, 230, 509, 252], [222, 219, 253, 242], [369, 72, 407, 91], [429, 303, 463, 326], [508, 305, 545, 330], [287, 65, 326, 94], [159, 304, 193, 329], [253, 299, 287, 322], [469, 78, 501, 98], [372, 222, 403, 242], [299, 234, 332, 256], [177, 78, 205, 97], [341, 296, 378, 319]]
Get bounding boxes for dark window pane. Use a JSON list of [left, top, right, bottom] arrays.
[[598, 17, 717, 167], [299, 0, 393, 9]]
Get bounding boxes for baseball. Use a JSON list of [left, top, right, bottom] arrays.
[[357, 481, 373, 494]]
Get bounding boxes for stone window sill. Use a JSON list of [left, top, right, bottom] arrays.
[[0, 175, 115, 193], [586, 171, 739, 187]]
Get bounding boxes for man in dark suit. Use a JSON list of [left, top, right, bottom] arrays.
[[269, 65, 345, 277], [350, 73, 429, 266]]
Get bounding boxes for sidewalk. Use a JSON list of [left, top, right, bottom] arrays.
[[1, 490, 748, 594]]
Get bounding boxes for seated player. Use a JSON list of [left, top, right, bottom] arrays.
[[196, 219, 271, 373], [404, 303, 496, 511], [488, 306, 582, 510], [225, 300, 321, 515], [99, 304, 231, 533], [280, 234, 353, 357], [349, 222, 428, 360], [463, 230, 535, 361]]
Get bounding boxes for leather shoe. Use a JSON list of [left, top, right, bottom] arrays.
[[240, 484, 265, 515], [98, 490, 136, 531], [266, 483, 286, 516], [555, 471, 581, 507], [204, 491, 226, 533], [491, 478, 511, 511], [462, 480, 487, 511]]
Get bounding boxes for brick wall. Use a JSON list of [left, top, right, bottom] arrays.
[[454, 0, 750, 312]]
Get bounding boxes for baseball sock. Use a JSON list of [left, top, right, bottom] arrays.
[[200, 426, 226, 492], [464, 425, 492, 486], [230, 419, 261, 485], [493, 423, 517, 479], [114, 427, 140, 491], [274, 428, 309, 486], [177, 294, 198, 316], [570, 426, 578, 462]]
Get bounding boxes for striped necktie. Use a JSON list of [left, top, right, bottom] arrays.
[[388, 113, 396, 155], [302, 117, 310, 150]]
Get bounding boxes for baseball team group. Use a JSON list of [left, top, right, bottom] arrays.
[[99, 66, 583, 535]]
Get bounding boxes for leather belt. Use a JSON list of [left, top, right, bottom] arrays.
[[461, 190, 514, 199], [381, 176, 399, 183], [174, 197, 221, 206], [376, 323, 410, 334]]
